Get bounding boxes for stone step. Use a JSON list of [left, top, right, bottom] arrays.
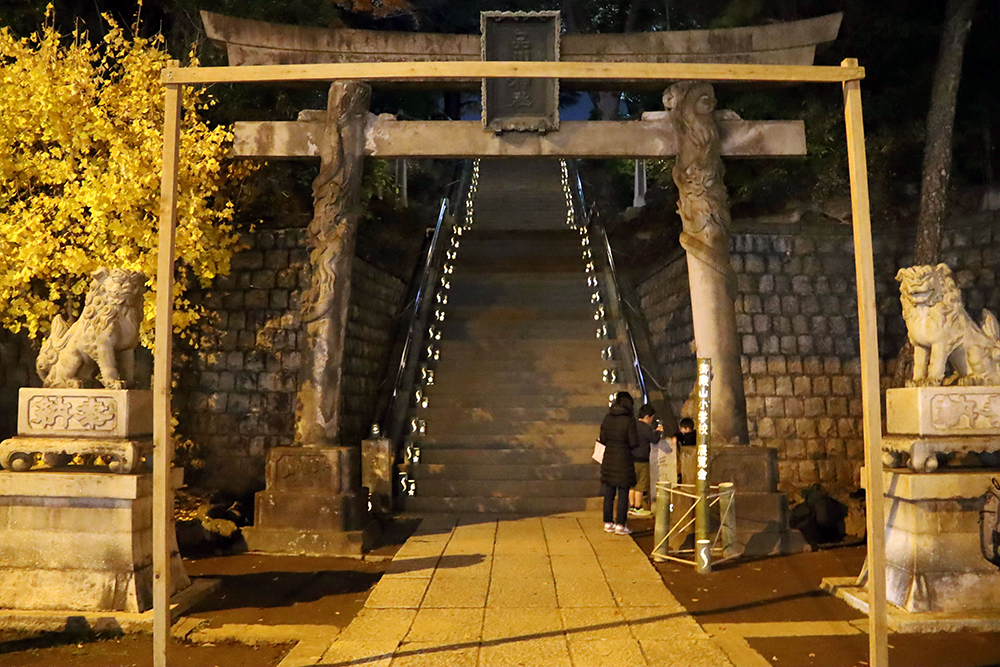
[[435, 339, 610, 357], [419, 430, 600, 448], [423, 379, 620, 398], [422, 420, 602, 439], [416, 406, 610, 423], [416, 392, 615, 410], [432, 355, 610, 373], [424, 368, 610, 388], [404, 496, 603, 514], [452, 256, 585, 273], [446, 271, 591, 288], [445, 282, 595, 309], [454, 240, 587, 266], [408, 462, 599, 481], [400, 159, 606, 513], [444, 303, 599, 320], [418, 447, 597, 465], [438, 319, 612, 341], [414, 478, 601, 498]]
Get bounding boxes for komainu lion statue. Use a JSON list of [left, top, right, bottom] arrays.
[[896, 263, 1000, 386], [36, 267, 145, 389]]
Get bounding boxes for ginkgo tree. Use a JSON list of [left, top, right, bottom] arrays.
[[0, 12, 252, 347]]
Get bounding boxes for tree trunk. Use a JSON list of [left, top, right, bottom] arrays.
[[910, 0, 978, 265], [560, 0, 585, 34], [624, 0, 643, 31], [890, 0, 977, 388]]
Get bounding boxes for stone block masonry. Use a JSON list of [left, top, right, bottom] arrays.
[[635, 212, 1000, 498], [175, 220, 406, 496]]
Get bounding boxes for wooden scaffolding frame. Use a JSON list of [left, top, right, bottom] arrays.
[[154, 58, 887, 667]]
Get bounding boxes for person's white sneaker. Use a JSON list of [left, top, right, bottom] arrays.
[[604, 522, 615, 533], [614, 524, 632, 536]]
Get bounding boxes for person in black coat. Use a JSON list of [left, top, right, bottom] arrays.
[[599, 391, 639, 535]]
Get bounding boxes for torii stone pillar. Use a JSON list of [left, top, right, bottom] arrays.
[[666, 81, 806, 555], [297, 81, 371, 446], [667, 81, 749, 446], [243, 81, 376, 556]]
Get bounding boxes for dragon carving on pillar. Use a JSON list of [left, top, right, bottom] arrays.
[[302, 81, 371, 324], [666, 81, 733, 275], [296, 80, 370, 447], [666, 80, 749, 445]]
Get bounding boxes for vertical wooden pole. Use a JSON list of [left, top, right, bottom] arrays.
[[719, 482, 738, 558], [153, 67, 182, 667], [842, 58, 889, 667]]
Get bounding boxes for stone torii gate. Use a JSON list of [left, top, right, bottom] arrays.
[[233, 80, 808, 550], [202, 12, 841, 559]]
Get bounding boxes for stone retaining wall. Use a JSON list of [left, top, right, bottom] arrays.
[[175, 222, 406, 496], [635, 212, 1000, 497]]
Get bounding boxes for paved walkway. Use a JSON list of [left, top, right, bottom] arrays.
[[281, 513, 732, 667]]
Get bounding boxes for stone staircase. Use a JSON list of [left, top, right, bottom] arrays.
[[405, 159, 622, 514]]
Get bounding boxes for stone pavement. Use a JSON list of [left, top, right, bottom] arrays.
[[280, 513, 733, 667]]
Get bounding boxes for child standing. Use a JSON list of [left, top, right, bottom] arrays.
[[630, 404, 662, 516]]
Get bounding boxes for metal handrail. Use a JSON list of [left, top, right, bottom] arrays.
[[384, 198, 451, 447], [597, 224, 649, 404], [382, 161, 473, 449], [570, 167, 650, 404]]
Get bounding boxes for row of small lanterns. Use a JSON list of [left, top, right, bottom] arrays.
[[398, 159, 482, 497], [560, 160, 619, 404]]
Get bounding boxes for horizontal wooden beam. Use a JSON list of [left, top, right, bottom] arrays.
[[233, 117, 806, 159], [163, 60, 863, 86]]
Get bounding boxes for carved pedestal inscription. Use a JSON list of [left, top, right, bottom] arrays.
[[887, 387, 1000, 436], [17, 388, 153, 439], [27, 395, 117, 432], [265, 446, 360, 495], [251, 446, 369, 540], [885, 387, 1000, 471], [274, 453, 334, 491]]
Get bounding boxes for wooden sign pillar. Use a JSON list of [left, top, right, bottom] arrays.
[[153, 65, 182, 667], [842, 57, 888, 667]]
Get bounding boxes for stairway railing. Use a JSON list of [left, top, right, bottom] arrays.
[[568, 166, 650, 405], [383, 165, 471, 451]]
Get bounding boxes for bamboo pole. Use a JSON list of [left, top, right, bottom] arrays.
[[694, 358, 712, 574], [161, 60, 864, 85], [841, 58, 889, 667], [719, 482, 738, 558], [153, 71, 182, 667]]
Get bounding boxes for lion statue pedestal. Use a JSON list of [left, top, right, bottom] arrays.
[[0, 469, 190, 613], [866, 264, 1000, 616], [0, 267, 190, 614]]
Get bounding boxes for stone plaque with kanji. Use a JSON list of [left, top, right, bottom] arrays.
[[481, 11, 560, 133]]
